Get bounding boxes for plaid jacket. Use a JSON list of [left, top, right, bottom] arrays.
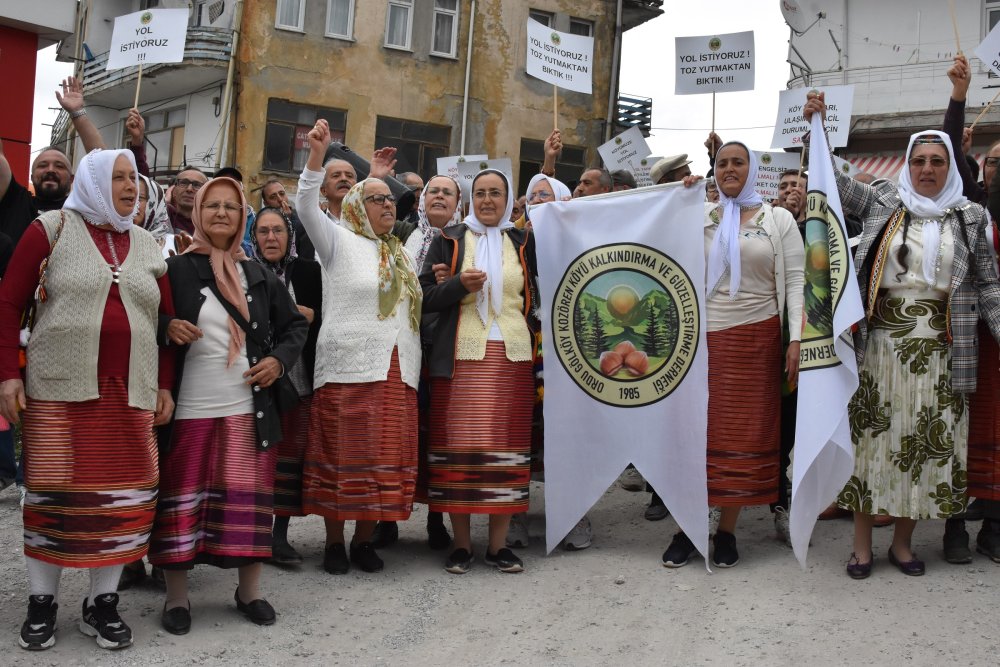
[[837, 171, 1000, 393]]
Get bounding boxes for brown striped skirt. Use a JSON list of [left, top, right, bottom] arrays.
[[707, 316, 782, 507], [301, 349, 418, 521], [148, 413, 276, 569], [22, 377, 158, 568], [427, 342, 533, 515], [273, 396, 312, 516], [969, 323, 1000, 501]]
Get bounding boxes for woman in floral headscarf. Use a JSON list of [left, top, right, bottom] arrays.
[[295, 119, 422, 576]]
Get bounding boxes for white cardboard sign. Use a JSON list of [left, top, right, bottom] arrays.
[[597, 127, 652, 173], [526, 19, 594, 94], [632, 156, 662, 188], [772, 85, 854, 149], [752, 150, 802, 201], [436, 155, 488, 186], [455, 158, 514, 201], [976, 21, 1000, 77], [106, 8, 189, 70], [675, 31, 755, 95]]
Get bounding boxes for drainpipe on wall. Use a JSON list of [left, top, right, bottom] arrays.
[[216, 0, 244, 169], [842, 0, 848, 85], [604, 0, 623, 142], [460, 0, 476, 155]]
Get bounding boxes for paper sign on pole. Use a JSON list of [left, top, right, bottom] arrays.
[[832, 156, 858, 178], [455, 158, 514, 201], [752, 150, 801, 201], [526, 19, 594, 94], [436, 155, 488, 186], [772, 85, 854, 149], [597, 126, 652, 173], [632, 156, 662, 188], [675, 31, 755, 95], [107, 8, 189, 70], [976, 21, 1000, 77]]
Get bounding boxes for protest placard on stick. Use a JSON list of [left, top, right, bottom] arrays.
[[675, 31, 755, 95], [107, 8, 189, 105], [752, 150, 801, 201], [597, 127, 652, 174], [772, 85, 854, 149]]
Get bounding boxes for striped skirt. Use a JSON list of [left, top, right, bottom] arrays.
[[148, 414, 275, 568], [707, 316, 782, 507], [427, 342, 533, 515], [21, 377, 158, 568], [968, 323, 1000, 501], [302, 350, 418, 521], [273, 396, 312, 516]]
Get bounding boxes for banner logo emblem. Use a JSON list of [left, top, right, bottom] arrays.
[[800, 190, 850, 370], [141, 12, 153, 24]]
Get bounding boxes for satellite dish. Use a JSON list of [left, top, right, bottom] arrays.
[[780, 0, 827, 36]]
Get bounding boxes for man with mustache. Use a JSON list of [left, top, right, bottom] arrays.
[[166, 166, 207, 236]]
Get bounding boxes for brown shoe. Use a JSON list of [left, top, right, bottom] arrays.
[[872, 514, 895, 527], [818, 503, 851, 521]]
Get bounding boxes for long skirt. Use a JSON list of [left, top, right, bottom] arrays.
[[273, 396, 312, 516], [21, 377, 158, 568], [968, 323, 1000, 502], [149, 414, 276, 568], [707, 316, 782, 507], [427, 342, 533, 515], [301, 350, 418, 521], [838, 296, 968, 519]]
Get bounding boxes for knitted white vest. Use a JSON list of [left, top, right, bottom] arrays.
[[26, 210, 166, 410]]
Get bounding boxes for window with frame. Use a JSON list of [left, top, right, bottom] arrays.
[[431, 0, 460, 57], [385, 0, 414, 49], [326, 0, 355, 39], [137, 107, 187, 176], [528, 10, 552, 27], [569, 18, 593, 37], [263, 99, 347, 173], [275, 0, 306, 31], [375, 116, 451, 179], [517, 137, 586, 197]]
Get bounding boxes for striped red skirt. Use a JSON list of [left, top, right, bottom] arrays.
[[22, 377, 158, 568], [302, 350, 418, 521], [707, 316, 782, 507], [148, 414, 276, 568], [427, 342, 533, 515], [969, 324, 1000, 501], [273, 396, 312, 516]]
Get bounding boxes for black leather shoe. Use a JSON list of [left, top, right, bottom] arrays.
[[270, 538, 303, 566], [427, 515, 452, 551], [349, 541, 384, 573], [888, 548, 925, 576], [323, 543, 350, 574], [161, 602, 191, 635], [235, 589, 275, 626], [371, 521, 399, 549]]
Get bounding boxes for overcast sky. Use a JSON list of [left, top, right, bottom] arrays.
[[28, 1, 790, 180]]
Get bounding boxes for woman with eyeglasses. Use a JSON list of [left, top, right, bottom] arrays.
[[420, 169, 538, 574], [295, 120, 423, 576], [804, 94, 1000, 579], [149, 177, 307, 633]]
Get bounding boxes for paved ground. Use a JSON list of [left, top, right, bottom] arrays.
[[0, 480, 996, 666]]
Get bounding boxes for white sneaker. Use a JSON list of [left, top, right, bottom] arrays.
[[619, 468, 645, 492], [774, 507, 792, 547], [506, 512, 529, 548], [708, 506, 721, 535], [561, 516, 592, 551]]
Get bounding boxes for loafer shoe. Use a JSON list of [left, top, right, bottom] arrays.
[[846, 552, 874, 580], [484, 547, 524, 573], [888, 548, 925, 576], [235, 589, 275, 626], [445, 548, 474, 574], [161, 602, 191, 635]]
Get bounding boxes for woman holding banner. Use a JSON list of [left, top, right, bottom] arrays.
[[664, 142, 805, 568], [804, 94, 1000, 578]]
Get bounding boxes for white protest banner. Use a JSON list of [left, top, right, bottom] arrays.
[[976, 21, 1000, 77], [531, 185, 709, 558], [772, 85, 854, 149], [789, 111, 864, 566], [106, 8, 189, 70], [632, 156, 662, 188], [526, 19, 594, 94], [597, 126, 652, 173], [436, 155, 488, 185], [675, 31, 754, 95], [832, 156, 858, 178], [753, 150, 801, 201], [455, 158, 513, 201]]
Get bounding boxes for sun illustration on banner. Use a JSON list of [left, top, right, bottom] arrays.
[[709, 37, 722, 51], [141, 12, 153, 25]]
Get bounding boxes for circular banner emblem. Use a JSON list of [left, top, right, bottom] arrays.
[[709, 37, 722, 51], [141, 12, 153, 25], [760, 153, 773, 165], [551, 243, 700, 407], [551, 32, 561, 46]]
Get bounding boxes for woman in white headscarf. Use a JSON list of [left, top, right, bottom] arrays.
[[0, 149, 173, 651], [664, 141, 805, 570], [807, 93, 1000, 578], [420, 169, 539, 575]]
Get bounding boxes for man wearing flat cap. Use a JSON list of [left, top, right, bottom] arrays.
[[649, 154, 693, 185], [611, 169, 637, 191]]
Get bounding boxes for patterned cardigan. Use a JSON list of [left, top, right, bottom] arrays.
[[836, 170, 1000, 393]]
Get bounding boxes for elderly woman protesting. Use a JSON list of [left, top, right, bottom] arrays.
[[296, 119, 422, 575], [0, 149, 173, 651]]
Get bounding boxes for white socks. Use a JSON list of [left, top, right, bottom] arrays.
[[25, 558, 124, 606], [88, 565, 124, 606]]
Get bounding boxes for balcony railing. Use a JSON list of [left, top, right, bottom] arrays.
[[616, 93, 653, 137]]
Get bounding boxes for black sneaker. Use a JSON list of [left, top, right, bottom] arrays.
[[19, 595, 57, 650], [270, 538, 303, 565], [445, 548, 474, 574], [712, 530, 740, 568], [79, 593, 132, 650], [977, 518, 1000, 563], [349, 541, 384, 573], [484, 547, 524, 573], [371, 521, 399, 549], [323, 543, 350, 575], [661, 532, 696, 568], [427, 513, 452, 551], [235, 589, 276, 626], [943, 518, 973, 564]]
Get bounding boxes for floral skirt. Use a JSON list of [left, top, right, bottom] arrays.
[[839, 296, 968, 519]]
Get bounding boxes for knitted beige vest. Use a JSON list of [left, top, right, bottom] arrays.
[[26, 210, 166, 410]]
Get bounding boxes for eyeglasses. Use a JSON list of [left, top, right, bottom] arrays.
[[363, 194, 396, 205], [473, 189, 505, 200], [255, 226, 287, 237], [986, 157, 1000, 167], [202, 201, 243, 213], [908, 156, 948, 169], [425, 186, 457, 198], [528, 190, 554, 202], [175, 178, 205, 190]]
